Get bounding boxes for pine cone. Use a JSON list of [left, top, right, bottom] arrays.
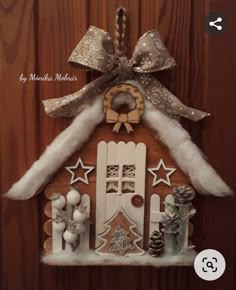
[[161, 213, 181, 234], [172, 186, 195, 206], [148, 230, 164, 257]]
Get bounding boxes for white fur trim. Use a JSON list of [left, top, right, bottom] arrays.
[[6, 78, 232, 199], [144, 100, 232, 196], [42, 249, 196, 267], [6, 98, 104, 200]]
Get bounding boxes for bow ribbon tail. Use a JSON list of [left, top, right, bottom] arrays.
[[105, 109, 121, 133], [136, 74, 210, 121], [113, 122, 133, 133], [124, 123, 134, 133], [43, 74, 114, 118], [113, 122, 123, 133]]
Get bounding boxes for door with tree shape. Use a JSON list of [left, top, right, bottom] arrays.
[[96, 141, 146, 247]]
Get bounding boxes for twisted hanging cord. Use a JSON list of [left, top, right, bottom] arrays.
[[114, 7, 127, 56]]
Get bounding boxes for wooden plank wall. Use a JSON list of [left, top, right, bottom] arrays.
[[1, 0, 236, 289]]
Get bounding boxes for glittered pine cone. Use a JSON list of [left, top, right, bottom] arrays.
[[148, 230, 165, 257], [161, 213, 181, 234], [172, 185, 195, 206]]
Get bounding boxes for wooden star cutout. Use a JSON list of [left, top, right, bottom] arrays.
[[65, 157, 94, 185], [147, 159, 176, 187]]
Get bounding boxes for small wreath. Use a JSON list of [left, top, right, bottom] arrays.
[[103, 83, 144, 133]]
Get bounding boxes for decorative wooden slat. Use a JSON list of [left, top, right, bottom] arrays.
[[43, 220, 52, 236], [135, 143, 146, 196], [179, 206, 190, 250], [126, 141, 136, 164], [52, 200, 63, 253], [165, 194, 175, 213], [107, 141, 117, 165], [44, 238, 53, 253], [79, 194, 91, 251], [149, 194, 161, 235], [116, 141, 127, 164], [133, 143, 146, 242], [96, 141, 108, 247], [44, 201, 52, 218]]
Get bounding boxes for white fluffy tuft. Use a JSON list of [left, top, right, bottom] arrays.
[[144, 100, 233, 196], [6, 98, 104, 200], [42, 249, 196, 267]]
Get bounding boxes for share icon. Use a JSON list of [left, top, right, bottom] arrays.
[[205, 12, 228, 35], [209, 17, 223, 30]]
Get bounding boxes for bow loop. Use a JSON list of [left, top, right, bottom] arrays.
[[68, 26, 116, 73], [127, 109, 141, 123], [132, 30, 176, 73], [67, 27, 176, 75]]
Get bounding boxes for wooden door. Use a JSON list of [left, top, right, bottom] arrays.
[[1, 1, 236, 290], [95, 141, 146, 247]]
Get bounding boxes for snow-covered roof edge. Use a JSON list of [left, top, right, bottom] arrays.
[[6, 90, 232, 200]]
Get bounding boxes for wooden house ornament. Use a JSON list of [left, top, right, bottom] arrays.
[[6, 8, 232, 267]]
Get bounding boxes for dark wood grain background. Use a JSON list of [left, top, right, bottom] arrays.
[[1, 0, 236, 289]]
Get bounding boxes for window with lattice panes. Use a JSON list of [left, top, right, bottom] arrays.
[[106, 165, 136, 194]]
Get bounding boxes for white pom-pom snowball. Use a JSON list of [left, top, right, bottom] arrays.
[[67, 189, 81, 205], [53, 195, 66, 209], [73, 209, 87, 222], [77, 223, 86, 234], [63, 230, 77, 243], [53, 222, 66, 232]]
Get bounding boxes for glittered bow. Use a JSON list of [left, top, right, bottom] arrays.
[[43, 26, 209, 121], [106, 108, 141, 133]]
